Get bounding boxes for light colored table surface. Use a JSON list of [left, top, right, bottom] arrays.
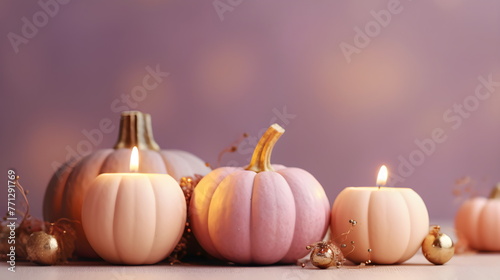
[[3, 221, 500, 280], [2, 252, 500, 280]]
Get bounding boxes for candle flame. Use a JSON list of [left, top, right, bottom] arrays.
[[376, 165, 388, 186], [130, 146, 139, 172]]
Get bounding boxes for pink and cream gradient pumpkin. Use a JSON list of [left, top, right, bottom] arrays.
[[455, 185, 500, 251], [81, 148, 186, 264], [189, 124, 330, 265], [43, 111, 210, 258]]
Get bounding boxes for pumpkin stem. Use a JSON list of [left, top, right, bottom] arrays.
[[489, 184, 500, 199], [113, 111, 160, 151], [245, 124, 285, 172]]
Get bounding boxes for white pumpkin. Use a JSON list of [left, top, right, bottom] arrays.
[[82, 173, 186, 264]]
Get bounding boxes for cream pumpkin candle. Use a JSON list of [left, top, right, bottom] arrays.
[[330, 165, 429, 264], [81, 147, 186, 265]]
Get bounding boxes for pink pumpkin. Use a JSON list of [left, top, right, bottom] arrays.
[[455, 185, 500, 251], [189, 124, 330, 265]]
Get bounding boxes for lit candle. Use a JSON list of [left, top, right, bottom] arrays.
[[81, 147, 186, 265], [330, 165, 429, 264]]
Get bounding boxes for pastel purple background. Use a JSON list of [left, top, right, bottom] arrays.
[[1, 0, 500, 221]]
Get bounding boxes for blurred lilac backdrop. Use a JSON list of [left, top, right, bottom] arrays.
[[1, 0, 500, 221]]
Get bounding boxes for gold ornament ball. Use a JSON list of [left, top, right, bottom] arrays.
[[26, 231, 59, 265], [422, 225, 454, 265], [307, 241, 344, 269]]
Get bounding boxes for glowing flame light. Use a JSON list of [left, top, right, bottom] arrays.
[[376, 165, 388, 186], [130, 146, 139, 172]]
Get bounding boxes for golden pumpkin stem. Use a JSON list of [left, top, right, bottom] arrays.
[[489, 184, 500, 199], [113, 111, 160, 151], [245, 124, 285, 172]]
